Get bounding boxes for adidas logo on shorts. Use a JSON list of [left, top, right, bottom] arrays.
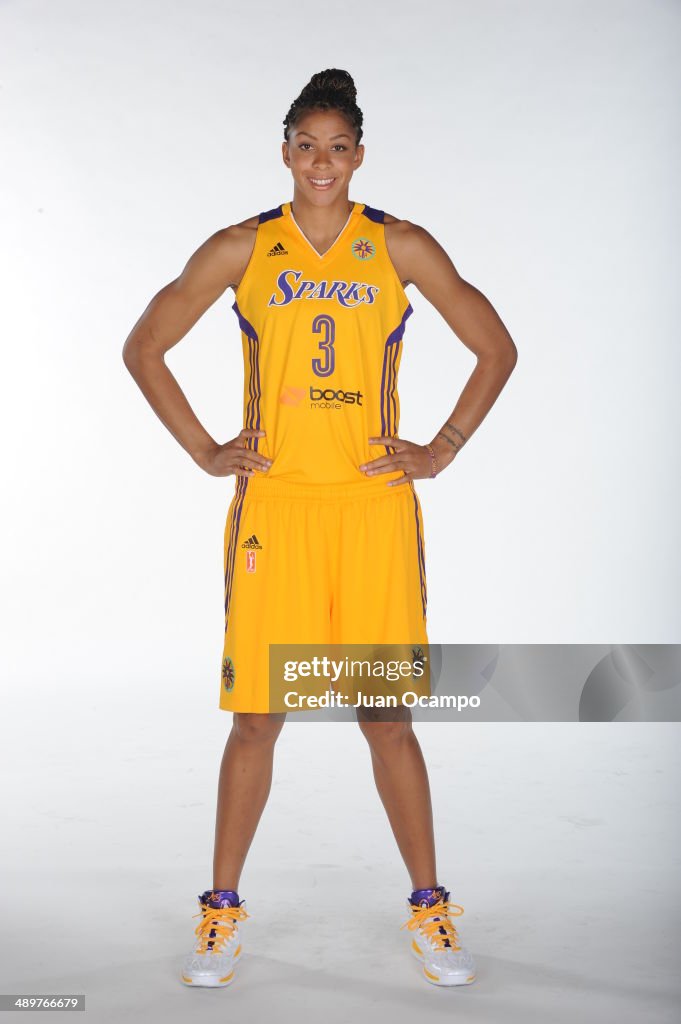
[[241, 534, 262, 549], [267, 242, 288, 256]]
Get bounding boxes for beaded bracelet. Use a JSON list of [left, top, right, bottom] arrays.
[[425, 443, 438, 478]]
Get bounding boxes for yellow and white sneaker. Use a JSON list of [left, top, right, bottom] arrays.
[[402, 885, 477, 986], [180, 889, 249, 988]]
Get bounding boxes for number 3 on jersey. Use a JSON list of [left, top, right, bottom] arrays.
[[311, 314, 336, 377]]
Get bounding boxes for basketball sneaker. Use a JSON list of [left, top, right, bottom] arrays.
[[180, 889, 249, 987], [402, 884, 477, 986]]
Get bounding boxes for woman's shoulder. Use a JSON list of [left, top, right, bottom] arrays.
[[229, 210, 261, 233], [382, 210, 419, 237], [382, 210, 425, 253], [381, 211, 438, 287], [223, 202, 280, 234]]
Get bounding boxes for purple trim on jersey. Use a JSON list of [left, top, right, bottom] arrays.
[[224, 304, 261, 628], [259, 205, 284, 223], [384, 344, 398, 439], [379, 304, 413, 441], [232, 300, 258, 341], [246, 334, 262, 438], [231, 301, 262, 445], [389, 343, 399, 435], [362, 204, 385, 223], [386, 303, 413, 346]]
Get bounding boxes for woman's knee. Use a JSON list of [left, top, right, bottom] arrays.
[[357, 710, 413, 749], [232, 712, 285, 745]]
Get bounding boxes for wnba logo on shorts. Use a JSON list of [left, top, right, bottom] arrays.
[[245, 551, 256, 573]]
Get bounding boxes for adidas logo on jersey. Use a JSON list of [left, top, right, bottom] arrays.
[[241, 534, 262, 549], [267, 242, 288, 256]]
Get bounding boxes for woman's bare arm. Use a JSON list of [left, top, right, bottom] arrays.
[[122, 221, 272, 476], [385, 217, 518, 473]]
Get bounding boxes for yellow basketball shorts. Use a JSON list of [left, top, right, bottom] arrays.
[[219, 475, 429, 713]]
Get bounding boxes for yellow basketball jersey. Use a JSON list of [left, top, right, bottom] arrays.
[[231, 199, 413, 486]]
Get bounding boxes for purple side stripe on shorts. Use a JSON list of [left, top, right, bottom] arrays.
[[224, 480, 247, 629], [411, 492, 427, 621]]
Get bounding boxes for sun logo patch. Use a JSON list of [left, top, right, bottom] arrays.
[[351, 237, 376, 260], [222, 656, 236, 692]]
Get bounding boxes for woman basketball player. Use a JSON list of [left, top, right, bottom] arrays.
[[123, 69, 517, 990]]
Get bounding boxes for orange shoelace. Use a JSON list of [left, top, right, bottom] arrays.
[[193, 902, 250, 955], [402, 898, 464, 952]]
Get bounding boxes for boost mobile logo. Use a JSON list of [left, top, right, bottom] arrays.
[[310, 386, 363, 406]]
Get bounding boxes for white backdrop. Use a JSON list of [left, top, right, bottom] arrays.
[[1, 1, 679, 1020]]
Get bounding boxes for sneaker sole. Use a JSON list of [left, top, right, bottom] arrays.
[[181, 970, 235, 988], [410, 939, 476, 986], [181, 945, 242, 987]]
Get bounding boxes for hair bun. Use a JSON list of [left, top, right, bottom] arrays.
[[283, 68, 363, 144], [305, 68, 357, 104]]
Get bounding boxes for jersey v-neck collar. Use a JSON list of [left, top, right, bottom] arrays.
[[283, 200, 363, 260]]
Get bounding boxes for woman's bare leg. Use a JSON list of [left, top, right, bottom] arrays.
[[357, 708, 437, 890], [212, 712, 286, 890]]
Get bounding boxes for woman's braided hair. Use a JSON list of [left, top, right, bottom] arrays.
[[283, 68, 363, 145]]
